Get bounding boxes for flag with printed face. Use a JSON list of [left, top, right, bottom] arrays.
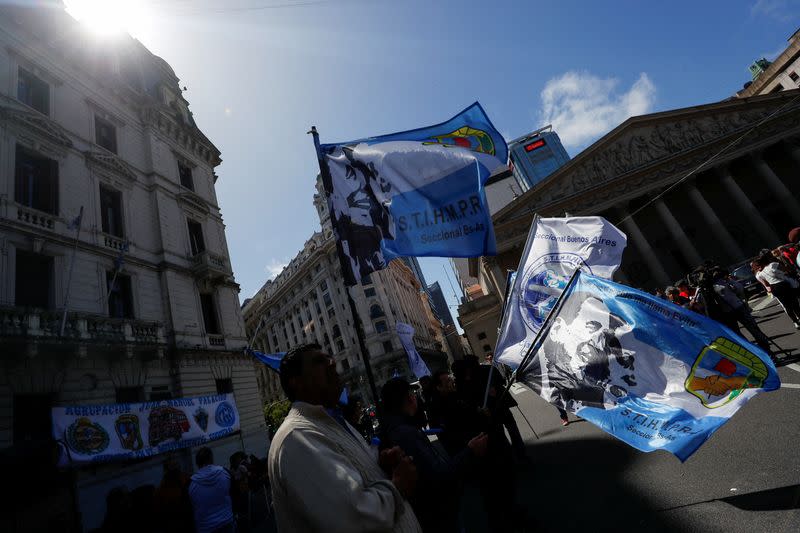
[[316, 103, 508, 285], [495, 216, 626, 369], [521, 271, 780, 461]]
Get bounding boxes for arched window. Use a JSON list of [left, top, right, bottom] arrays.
[[369, 304, 384, 319]]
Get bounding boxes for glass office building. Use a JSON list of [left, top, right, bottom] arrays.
[[508, 126, 570, 190]]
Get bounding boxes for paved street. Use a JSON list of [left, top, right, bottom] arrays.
[[488, 295, 800, 532]]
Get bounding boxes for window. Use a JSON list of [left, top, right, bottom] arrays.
[[15, 145, 58, 214], [375, 320, 387, 333], [149, 386, 172, 401], [332, 325, 341, 338], [477, 332, 487, 340], [323, 292, 332, 307], [383, 340, 393, 353], [17, 68, 49, 115], [482, 344, 492, 353], [336, 339, 345, 352], [16, 251, 53, 309], [107, 271, 134, 318], [215, 378, 233, 394], [100, 185, 123, 237], [770, 83, 785, 94], [178, 162, 194, 190], [95, 116, 117, 153], [200, 293, 220, 334], [13, 394, 53, 444], [341, 359, 350, 371], [364, 287, 376, 298], [369, 304, 384, 319], [116, 386, 144, 403], [791, 71, 799, 83], [362, 273, 372, 285], [187, 219, 205, 255]]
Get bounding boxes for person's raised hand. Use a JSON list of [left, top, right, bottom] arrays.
[[391, 456, 417, 499], [467, 433, 489, 457], [379, 445, 405, 471]]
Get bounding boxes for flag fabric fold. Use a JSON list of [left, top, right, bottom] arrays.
[[520, 271, 780, 461], [246, 348, 285, 372], [495, 216, 627, 368], [316, 102, 508, 285], [396, 322, 432, 379]]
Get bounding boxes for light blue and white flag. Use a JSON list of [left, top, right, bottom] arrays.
[[521, 271, 780, 461], [246, 348, 285, 372], [317, 102, 508, 285], [396, 322, 432, 379], [495, 216, 626, 368]]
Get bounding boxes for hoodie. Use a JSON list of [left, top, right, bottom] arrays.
[[188, 465, 234, 533]]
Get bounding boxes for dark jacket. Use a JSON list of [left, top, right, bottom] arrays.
[[380, 413, 474, 533]]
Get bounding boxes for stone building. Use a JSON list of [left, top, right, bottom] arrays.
[[737, 28, 800, 97], [459, 88, 800, 354], [0, 6, 266, 531], [243, 177, 450, 406]]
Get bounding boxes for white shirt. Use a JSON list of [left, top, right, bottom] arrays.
[[756, 262, 791, 285]]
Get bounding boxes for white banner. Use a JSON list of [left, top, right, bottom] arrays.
[[495, 216, 627, 368], [396, 322, 432, 379], [52, 394, 240, 465]]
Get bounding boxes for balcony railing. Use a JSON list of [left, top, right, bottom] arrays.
[[16, 204, 56, 230], [0, 307, 166, 345], [207, 334, 225, 348], [191, 250, 231, 280]]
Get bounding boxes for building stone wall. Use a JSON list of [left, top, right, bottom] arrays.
[[0, 6, 265, 531]]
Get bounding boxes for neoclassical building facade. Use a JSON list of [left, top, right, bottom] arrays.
[[243, 177, 450, 407], [460, 88, 800, 355], [0, 6, 266, 531]]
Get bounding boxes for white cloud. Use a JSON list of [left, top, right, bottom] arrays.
[[751, 0, 799, 22], [539, 71, 656, 149], [264, 258, 288, 280]]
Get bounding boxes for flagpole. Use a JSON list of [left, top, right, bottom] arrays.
[[60, 206, 83, 337], [482, 214, 539, 408], [308, 126, 381, 408]]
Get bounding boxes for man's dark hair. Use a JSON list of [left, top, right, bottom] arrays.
[[279, 343, 322, 402], [196, 446, 213, 468], [432, 370, 450, 388], [381, 378, 411, 414]]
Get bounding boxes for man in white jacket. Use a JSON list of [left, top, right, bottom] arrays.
[[268, 343, 421, 533]]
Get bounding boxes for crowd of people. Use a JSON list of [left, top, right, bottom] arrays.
[[95, 450, 268, 533], [656, 233, 800, 360], [268, 344, 530, 533]]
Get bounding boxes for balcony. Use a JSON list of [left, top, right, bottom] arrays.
[[207, 334, 226, 348], [0, 307, 166, 350], [15, 204, 56, 231], [191, 250, 231, 281]]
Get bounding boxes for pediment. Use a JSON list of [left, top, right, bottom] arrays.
[[495, 90, 800, 223], [0, 106, 73, 149], [84, 150, 138, 182], [177, 191, 210, 215]]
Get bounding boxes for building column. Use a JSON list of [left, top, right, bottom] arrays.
[[653, 198, 703, 267], [717, 166, 780, 246], [617, 211, 671, 287], [751, 154, 800, 219], [685, 182, 745, 261]]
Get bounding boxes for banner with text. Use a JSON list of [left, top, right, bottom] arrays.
[[53, 394, 240, 466], [495, 216, 627, 368]]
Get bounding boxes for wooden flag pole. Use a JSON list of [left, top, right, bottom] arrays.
[[308, 126, 381, 409]]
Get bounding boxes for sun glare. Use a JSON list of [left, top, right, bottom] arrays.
[[64, 0, 151, 38]]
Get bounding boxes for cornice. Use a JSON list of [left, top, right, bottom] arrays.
[[0, 104, 72, 150], [84, 150, 137, 183]]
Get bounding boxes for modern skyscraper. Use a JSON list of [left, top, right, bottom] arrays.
[[508, 125, 571, 189]]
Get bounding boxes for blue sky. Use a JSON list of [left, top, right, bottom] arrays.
[[67, 0, 800, 324]]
